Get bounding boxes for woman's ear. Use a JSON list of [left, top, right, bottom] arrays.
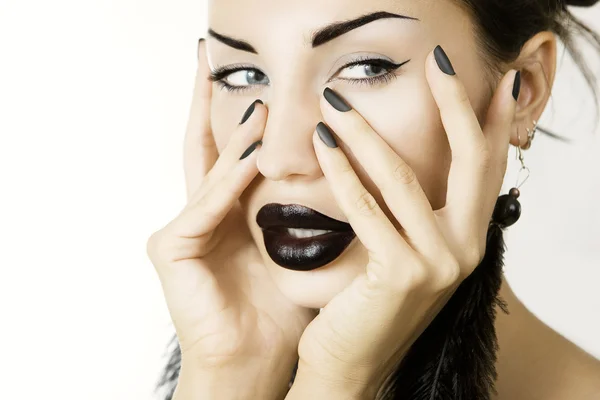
[[508, 31, 557, 148]]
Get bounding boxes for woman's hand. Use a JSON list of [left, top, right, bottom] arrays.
[[146, 40, 315, 400], [287, 46, 520, 399]]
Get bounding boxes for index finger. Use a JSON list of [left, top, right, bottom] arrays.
[[183, 38, 217, 201]]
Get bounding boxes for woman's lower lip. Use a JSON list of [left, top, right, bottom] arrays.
[[261, 229, 356, 271]]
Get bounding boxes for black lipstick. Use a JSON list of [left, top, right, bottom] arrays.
[[256, 203, 356, 271]]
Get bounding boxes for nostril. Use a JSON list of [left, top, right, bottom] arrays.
[[256, 148, 324, 182]]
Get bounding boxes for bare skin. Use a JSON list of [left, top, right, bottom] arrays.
[[149, 0, 600, 398], [494, 277, 600, 399]]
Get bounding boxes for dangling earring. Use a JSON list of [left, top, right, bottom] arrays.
[[522, 119, 537, 150], [491, 125, 531, 228]]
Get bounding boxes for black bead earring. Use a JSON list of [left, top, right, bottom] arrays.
[[491, 125, 532, 228]]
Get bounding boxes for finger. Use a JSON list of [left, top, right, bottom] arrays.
[[187, 100, 266, 205], [312, 123, 416, 279], [320, 88, 448, 260], [481, 69, 520, 219], [183, 38, 217, 201], [425, 45, 490, 239], [170, 140, 262, 250]]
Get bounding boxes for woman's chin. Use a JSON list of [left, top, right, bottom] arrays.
[[260, 239, 369, 309]]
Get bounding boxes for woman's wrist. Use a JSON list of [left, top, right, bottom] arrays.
[[173, 363, 289, 400], [285, 368, 378, 400]]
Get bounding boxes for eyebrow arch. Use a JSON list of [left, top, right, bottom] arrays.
[[207, 28, 258, 54], [312, 11, 420, 47], [207, 11, 419, 54]]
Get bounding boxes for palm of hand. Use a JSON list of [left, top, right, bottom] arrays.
[[167, 205, 316, 369]]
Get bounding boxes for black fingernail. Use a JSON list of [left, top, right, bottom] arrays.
[[239, 100, 263, 125], [434, 45, 455, 76], [323, 87, 352, 112], [512, 70, 521, 101], [239, 140, 262, 160], [316, 122, 338, 148]]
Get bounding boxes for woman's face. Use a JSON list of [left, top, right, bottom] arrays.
[[206, 0, 495, 308]]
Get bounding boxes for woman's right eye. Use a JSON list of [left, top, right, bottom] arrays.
[[211, 68, 270, 92], [225, 69, 269, 86]]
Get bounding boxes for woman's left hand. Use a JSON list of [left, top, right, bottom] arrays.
[[287, 46, 520, 399]]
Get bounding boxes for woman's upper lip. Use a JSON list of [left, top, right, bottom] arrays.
[[256, 203, 353, 231]]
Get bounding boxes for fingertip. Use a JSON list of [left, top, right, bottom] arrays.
[[195, 40, 213, 96], [433, 45, 456, 76], [251, 98, 267, 113], [197, 38, 205, 61], [505, 69, 520, 117], [239, 99, 268, 126], [489, 69, 520, 119], [311, 128, 328, 162], [424, 46, 462, 108], [253, 99, 269, 124], [512, 69, 521, 103], [239, 140, 263, 161], [424, 49, 437, 80], [197, 38, 207, 67]]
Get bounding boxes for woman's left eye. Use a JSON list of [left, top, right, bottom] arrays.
[[338, 63, 388, 79], [333, 58, 408, 85]]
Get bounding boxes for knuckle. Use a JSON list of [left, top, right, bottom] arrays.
[[403, 263, 429, 290], [371, 245, 398, 273], [354, 189, 379, 216], [387, 258, 429, 293], [146, 229, 168, 264], [392, 161, 418, 187], [198, 129, 217, 149], [194, 193, 211, 213], [432, 258, 461, 291]]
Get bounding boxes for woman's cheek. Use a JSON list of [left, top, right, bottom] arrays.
[[210, 91, 253, 152], [341, 84, 450, 216]]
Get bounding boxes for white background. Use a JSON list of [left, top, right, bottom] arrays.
[[0, 1, 599, 399]]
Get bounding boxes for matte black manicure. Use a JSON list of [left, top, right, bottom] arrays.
[[316, 122, 338, 148], [324, 87, 352, 112], [239, 100, 263, 125], [240, 140, 262, 160], [434, 45, 455, 75], [512, 70, 521, 101]]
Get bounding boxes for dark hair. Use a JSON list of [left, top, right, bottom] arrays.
[[456, 0, 600, 139], [155, 2, 600, 399]]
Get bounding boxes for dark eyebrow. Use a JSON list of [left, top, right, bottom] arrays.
[[207, 28, 258, 54], [207, 11, 419, 54], [312, 11, 419, 47]]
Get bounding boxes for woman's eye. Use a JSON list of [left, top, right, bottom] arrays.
[[223, 69, 269, 87], [337, 63, 388, 79]]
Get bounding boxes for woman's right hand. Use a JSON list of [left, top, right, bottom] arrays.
[[146, 39, 316, 399]]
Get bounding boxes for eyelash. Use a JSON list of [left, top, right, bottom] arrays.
[[208, 56, 408, 93]]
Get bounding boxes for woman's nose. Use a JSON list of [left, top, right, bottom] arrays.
[[256, 90, 324, 182]]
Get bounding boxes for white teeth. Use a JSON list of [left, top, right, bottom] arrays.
[[286, 228, 333, 238]]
